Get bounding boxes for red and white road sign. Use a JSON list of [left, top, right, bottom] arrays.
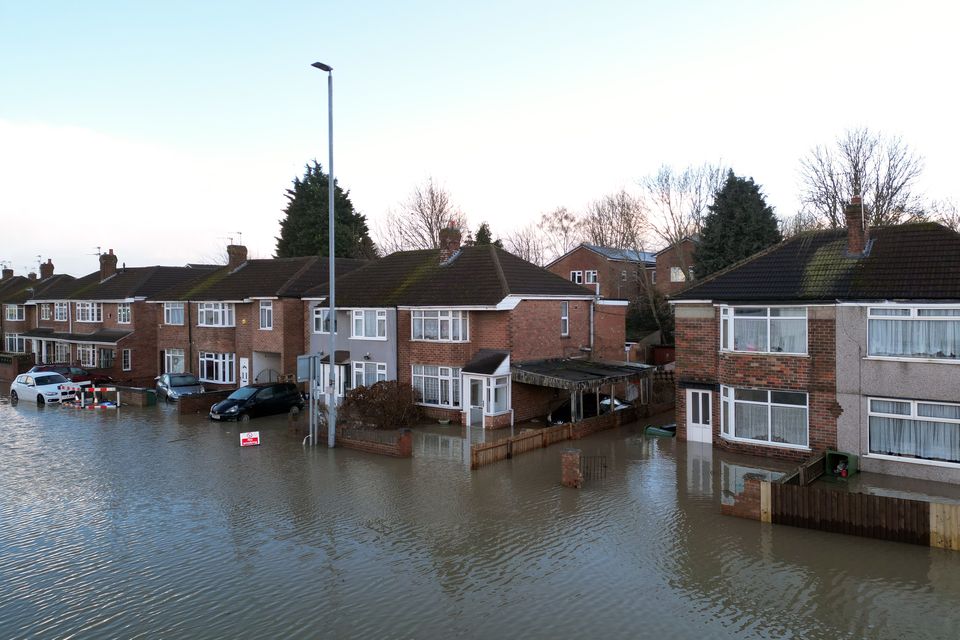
[[240, 431, 260, 447]]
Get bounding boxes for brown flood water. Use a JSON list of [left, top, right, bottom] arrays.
[[1, 397, 959, 639]]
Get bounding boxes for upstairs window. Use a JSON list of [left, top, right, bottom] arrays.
[[54, 302, 68, 321], [75, 302, 102, 323], [570, 271, 583, 284], [560, 301, 569, 336], [4, 305, 24, 321], [585, 270, 598, 284], [720, 306, 807, 355], [868, 307, 960, 361], [352, 309, 387, 339], [650, 271, 657, 285], [313, 307, 337, 334], [164, 303, 184, 325], [117, 303, 131, 324], [259, 301, 273, 330], [198, 302, 235, 327], [412, 310, 468, 342], [40, 304, 51, 321], [670, 267, 687, 283]]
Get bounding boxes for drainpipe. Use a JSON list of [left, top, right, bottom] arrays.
[[589, 299, 595, 356], [187, 302, 194, 373]]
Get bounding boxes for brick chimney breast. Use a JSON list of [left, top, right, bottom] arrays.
[[227, 244, 248, 271], [438, 224, 462, 264], [99, 249, 118, 281], [28, 272, 37, 281], [844, 196, 869, 256], [40, 259, 54, 280], [1, 268, 12, 281]]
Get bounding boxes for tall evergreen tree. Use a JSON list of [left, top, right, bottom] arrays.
[[472, 221, 502, 248], [695, 171, 781, 277], [275, 161, 378, 259]]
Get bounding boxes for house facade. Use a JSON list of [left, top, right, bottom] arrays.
[[672, 197, 960, 483], [304, 228, 631, 428], [546, 243, 656, 299], [655, 236, 698, 296]]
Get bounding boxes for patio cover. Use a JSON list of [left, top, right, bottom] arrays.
[[511, 358, 653, 392]]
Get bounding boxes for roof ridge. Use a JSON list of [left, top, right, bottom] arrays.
[[276, 256, 319, 297], [490, 245, 510, 298]]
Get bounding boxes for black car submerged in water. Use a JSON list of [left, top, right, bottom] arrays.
[[209, 382, 304, 422]]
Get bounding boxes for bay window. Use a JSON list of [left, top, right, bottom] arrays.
[[4, 333, 25, 353], [352, 309, 387, 339], [412, 365, 461, 407], [869, 398, 960, 464], [721, 306, 807, 354], [54, 342, 71, 362], [868, 307, 960, 361], [411, 310, 468, 342], [75, 302, 102, 323], [199, 351, 235, 384], [352, 361, 387, 387], [198, 302, 235, 327], [77, 343, 96, 367], [721, 386, 808, 448], [164, 303, 184, 325]]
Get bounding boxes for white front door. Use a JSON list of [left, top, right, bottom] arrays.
[[468, 378, 484, 427], [686, 389, 713, 444]]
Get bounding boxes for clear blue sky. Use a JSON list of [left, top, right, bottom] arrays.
[[1, 0, 956, 274]]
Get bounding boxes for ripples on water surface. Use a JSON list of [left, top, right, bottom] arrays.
[[1, 398, 959, 639]]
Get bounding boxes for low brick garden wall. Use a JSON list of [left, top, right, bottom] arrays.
[[178, 390, 233, 415]]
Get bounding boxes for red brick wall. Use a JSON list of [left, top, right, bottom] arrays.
[[547, 246, 646, 300], [675, 305, 838, 461], [510, 300, 590, 361], [593, 303, 627, 361], [656, 238, 697, 295]]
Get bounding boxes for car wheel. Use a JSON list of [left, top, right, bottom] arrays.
[[10, 391, 18, 405], [239, 413, 251, 423], [37, 395, 46, 407]]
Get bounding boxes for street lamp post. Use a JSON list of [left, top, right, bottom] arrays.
[[312, 60, 337, 449]]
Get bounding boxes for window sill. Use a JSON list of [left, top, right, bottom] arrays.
[[721, 350, 809, 358], [197, 325, 236, 329], [720, 434, 810, 452], [417, 402, 461, 410], [259, 327, 273, 331], [864, 453, 960, 469], [350, 336, 389, 341], [411, 339, 469, 344], [864, 356, 960, 366]]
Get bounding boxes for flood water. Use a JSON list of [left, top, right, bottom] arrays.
[[2, 398, 960, 639]]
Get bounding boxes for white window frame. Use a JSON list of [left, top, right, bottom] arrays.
[[867, 396, 960, 466], [122, 348, 132, 371], [411, 309, 469, 342], [259, 300, 273, 330], [54, 342, 70, 362], [77, 343, 96, 367], [650, 270, 657, 285], [585, 270, 598, 284], [670, 266, 686, 283], [570, 270, 583, 284], [411, 364, 461, 408], [720, 385, 809, 450], [351, 308, 387, 340], [4, 333, 25, 353], [164, 302, 185, 326], [867, 305, 960, 363], [352, 360, 387, 387], [40, 304, 51, 321], [313, 307, 337, 334], [198, 351, 235, 384], [720, 305, 808, 355], [75, 302, 102, 323], [487, 375, 511, 415], [4, 304, 25, 321], [117, 303, 131, 324], [164, 348, 185, 374], [54, 302, 68, 322], [560, 301, 569, 336], [197, 302, 235, 328]]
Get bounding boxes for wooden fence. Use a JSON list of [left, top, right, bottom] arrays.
[[470, 408, 637, 470], [725, 475, 960, 551]]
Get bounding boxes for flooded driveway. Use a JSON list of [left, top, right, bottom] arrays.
[[1, 398, 959, 639]]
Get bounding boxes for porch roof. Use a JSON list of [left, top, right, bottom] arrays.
[[462, 349, 509, 375], [511, 358, 653, 392], [23, 327, 132, 345]]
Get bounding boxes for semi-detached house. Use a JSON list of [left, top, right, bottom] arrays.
[[672, 196, 960, 483], [151, 244, 366, 388], [304, 227, 630, 428]]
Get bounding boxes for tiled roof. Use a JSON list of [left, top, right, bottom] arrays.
[[150, 257, 368, 301], [57, 266, 218, 301], [23, 327, 132, 344], [0, 274, 77, 304], [673, 223, 960, 303], [304, 245, 595, 306], [582, 244, 656, 264]]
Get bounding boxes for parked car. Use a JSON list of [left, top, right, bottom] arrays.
[[10, 372, 77, 406], [27, 364, 114, 386], [156, 373, 205, 401], [209, 382, 304, 422], [550, 394, 632, 424]]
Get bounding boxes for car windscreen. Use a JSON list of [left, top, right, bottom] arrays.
[[169, 375, 200, 387], [227, 387, 258, 401], [36, 374, 68, 385]]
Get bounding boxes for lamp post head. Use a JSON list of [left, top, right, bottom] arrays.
[[311, 61, 333, 72]]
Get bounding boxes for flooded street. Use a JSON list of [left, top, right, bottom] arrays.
[[2, 399, 960, 639]]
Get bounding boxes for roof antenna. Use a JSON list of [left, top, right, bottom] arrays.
[[235, 231, 243, 245], [89, 246, 102, 257], [219, 235, 235, 246]]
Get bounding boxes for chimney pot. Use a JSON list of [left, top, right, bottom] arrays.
[[227, 244, 248, 270], [99, 249, 118, 281]]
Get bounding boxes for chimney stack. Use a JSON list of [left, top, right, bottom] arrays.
[[40, 259, 54, 280], [28, 272, 37, 281], [227, 244, 248, 270], [99, 249, 118, 281], [845, 195, 868, 256], [438, 223, 462, 264], [1, 267, 12, 281]]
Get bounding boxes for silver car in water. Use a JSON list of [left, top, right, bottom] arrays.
[[155, 373, 205, 401]]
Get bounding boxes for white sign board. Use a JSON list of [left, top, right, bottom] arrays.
[[240, 431, 260, 447]]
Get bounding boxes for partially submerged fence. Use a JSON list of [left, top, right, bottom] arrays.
[[470, 407, 637, 470], [320, 426, 413, 458], [724, 475, 960, 551]]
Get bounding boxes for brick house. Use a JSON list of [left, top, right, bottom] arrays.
[[671, 197, 960, 483], [304, 228, 633, 428], [546, 243, 656, 299], [21, 251, 217, 385], [654, 236, 698, 296], [151, 245, 366, 390]]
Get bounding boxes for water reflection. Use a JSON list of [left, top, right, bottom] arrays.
[[0, 400, 959, 639]]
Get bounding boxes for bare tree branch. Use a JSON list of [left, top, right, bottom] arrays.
[[539, 206, 584, 262], [375, 177, 462, 253], [929, 198, 960, 232], [503, 224, 548, 265], [581, 190, 647, 249]]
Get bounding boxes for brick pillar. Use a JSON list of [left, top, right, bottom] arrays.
[[561, 448, 583, 488], [397, 428, 413, 457]]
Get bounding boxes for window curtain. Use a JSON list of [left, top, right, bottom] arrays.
[[870, 416, 960, 463], [735, 403, 768, 440], [734, 319, 767, 352], [869, 319, 960, 359], [771, 406, 807, 446], [770, 319, 806, 353]]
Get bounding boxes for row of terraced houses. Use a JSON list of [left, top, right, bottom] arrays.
[[0, 228, 637, 428]]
